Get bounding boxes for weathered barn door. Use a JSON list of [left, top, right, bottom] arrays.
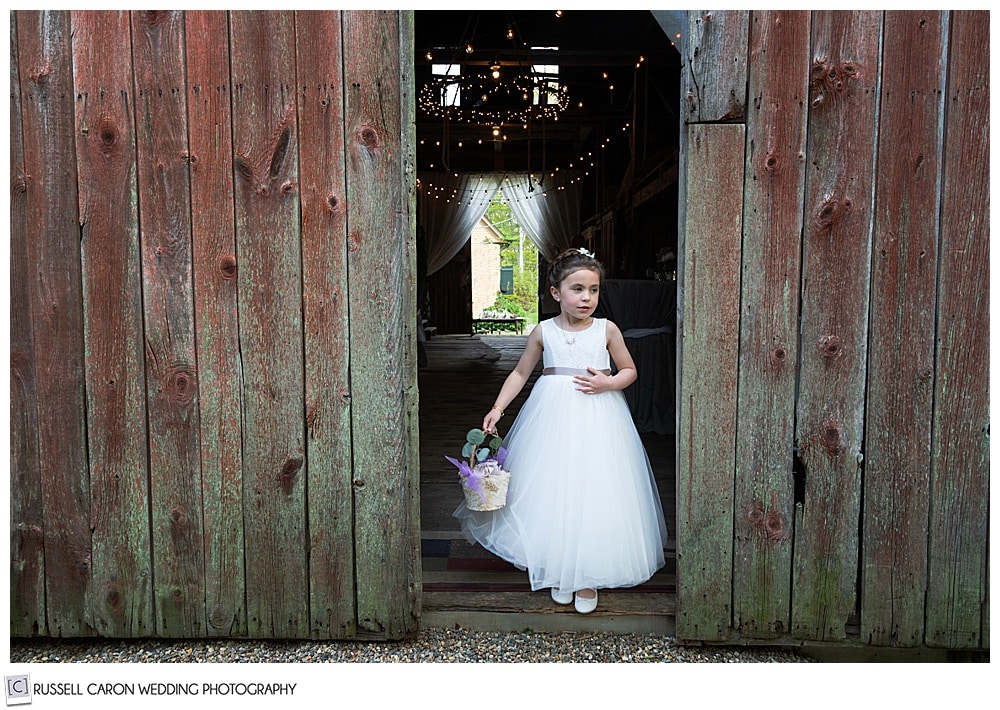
[[10, 10, 419, 640], [676, 10, 989, 650]]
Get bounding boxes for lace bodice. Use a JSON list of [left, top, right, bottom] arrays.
[[541, 317, 611, 371]]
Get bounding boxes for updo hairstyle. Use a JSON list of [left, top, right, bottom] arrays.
[[547, 247, 604, 290]]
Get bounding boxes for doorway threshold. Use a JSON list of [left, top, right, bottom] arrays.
[[420, 532, 676, 636]]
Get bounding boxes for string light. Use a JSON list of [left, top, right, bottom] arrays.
[[418, 73, 570, 125]]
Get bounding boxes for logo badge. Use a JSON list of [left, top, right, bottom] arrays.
[[5, 676, 31, 706]]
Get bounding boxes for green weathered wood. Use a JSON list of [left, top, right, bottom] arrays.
[[676, 122, 745, 642], [71, 9, 153, 637], [130, 9, 206, 638], [790, 10, 881, 642], [925, 9, 989, 650], [15, 10, 91, 639], [684, 10, 749, 123], [295, 10, 357, 639], [732, 10, 809, 640], [862, 10, 948, 648], [343, 9, 421, 639], [229, 10, 308, 638], [400, 9, 422, 635], [184, 9, 247, 639], [9, 12, 48, 638]]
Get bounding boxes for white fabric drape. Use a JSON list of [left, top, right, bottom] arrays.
[[418, 171, 583, 274], [419, 172, 503, 275], [499, 173, 582, 261]]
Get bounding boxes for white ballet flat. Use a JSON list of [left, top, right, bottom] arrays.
[[574, 589, 598, 614], [551, 588, 574, 605]]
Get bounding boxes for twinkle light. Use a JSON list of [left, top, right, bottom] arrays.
[[419, 73, 570, 125]]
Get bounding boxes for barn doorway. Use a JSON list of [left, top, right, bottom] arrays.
[[413, 10, 683, 631]]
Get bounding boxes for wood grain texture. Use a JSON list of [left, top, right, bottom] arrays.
[[343, 9, 421, 639], [925, 9, 989, 650], [862, 10, 948, 648], [791, 10, 881, 642], [229, 9, 308, 639], [72, 9, 153, 637], [684, 10, 749, 123], [130, 9, 206, 638], [676, 123, 745, 642], [15, 10, 92, 639], [295, 9, 357, 639], [9, 12, 48, 637], [731, 10, 810, 640], [184, 10, 247, 638]]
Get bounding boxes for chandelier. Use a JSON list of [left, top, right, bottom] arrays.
[[418, 70, 570, 126]]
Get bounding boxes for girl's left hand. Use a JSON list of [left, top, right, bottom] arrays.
[[574, 368, 612, 395]]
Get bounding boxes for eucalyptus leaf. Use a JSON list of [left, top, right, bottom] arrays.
[[462, 442, 474, 458], [466, 428, 486, 445], [477, 447, 490, 462]]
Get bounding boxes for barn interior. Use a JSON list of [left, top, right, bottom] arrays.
[[414, 10, 684, 630]]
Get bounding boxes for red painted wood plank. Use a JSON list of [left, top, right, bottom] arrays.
[[862, 10, 948, 647], [294, 10, 357, 639], [184, 9, 247, 639], [791, 10, 881, 642], [732, 10, 810, 640], [676, 123, 745, 642], [71, 9, 153, 637], [130, 9, 206, 638], [229, 9, 308, 638], [9, 13, 47, 637], [343, 10, 421, 639], [15, 10, 92, 637], [925, 9, 989, 650]]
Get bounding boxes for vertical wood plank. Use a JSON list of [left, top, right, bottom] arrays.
[[130, 9, 206, 638], [71, 9, 153, 637], [184, 9, 247, 638], [863, 10, 948, 647], [791, 10, 881, 641], [295, 9, 356, 639], [229, 10, 308, 638], [732, 10, 810, 640], [9, 11, 48, 637], [16, 10, 92, 638], [343, 9, 421, 639], [925, 9, 989, 650], [676, 123, 745, 641], [684, 10, 749, 123]]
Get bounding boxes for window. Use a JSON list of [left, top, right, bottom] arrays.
[[432, 63, 461, 107]]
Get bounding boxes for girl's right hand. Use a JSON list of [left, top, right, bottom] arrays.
[[483, 408, 502, 434]]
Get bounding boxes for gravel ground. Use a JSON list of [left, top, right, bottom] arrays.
[[10, 628, 815, 663]]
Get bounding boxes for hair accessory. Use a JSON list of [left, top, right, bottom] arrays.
[[577, 247, 595, 258]]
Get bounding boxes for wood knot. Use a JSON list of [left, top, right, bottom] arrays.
[[164, 366, 196, 406], [764, 511, 785, 541], [280, 180, 297, 194], [326, 193, 341, 213], [358, 126, 380, 151], [746, 501, 765, 526], [218, 254, 237, 279], [279, 456, 303, 495], [169, 506, 185, 524], [763, 153, 779, 171], [98, 117, 118, 156], [106, 587, 122, 611], [771, 346, 788, 366], [816, 196, 852, 228], [818, 334, 844, 359], [347, 231, 360, 253], [234, 155, 253, 184], [143, 10, 171, 25], [820, 419, 843, 455]]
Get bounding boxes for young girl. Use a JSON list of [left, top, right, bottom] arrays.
[[454, 247, 667, 614]]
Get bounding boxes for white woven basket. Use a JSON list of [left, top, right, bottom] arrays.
[[461, 463, 511, 512]]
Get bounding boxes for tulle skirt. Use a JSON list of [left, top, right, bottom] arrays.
[[454, 373, 668, 593]]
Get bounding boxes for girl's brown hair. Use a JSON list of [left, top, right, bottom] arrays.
[[547, 248, 604, 289]]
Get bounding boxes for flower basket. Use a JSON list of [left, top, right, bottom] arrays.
[[447, 428, 511, 512], [461, 461, 511, 512]]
